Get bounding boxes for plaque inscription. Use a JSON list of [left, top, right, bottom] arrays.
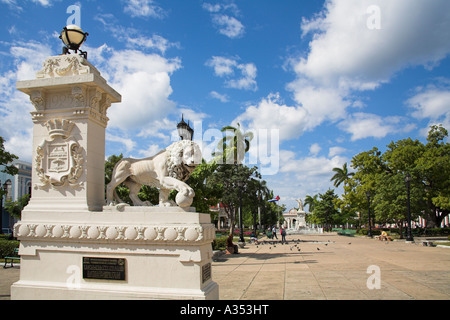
[[83, 257, 126, 281], [202, 263, 211, 283]]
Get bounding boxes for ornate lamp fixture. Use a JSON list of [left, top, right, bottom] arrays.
[[177, 115, 194, 140], [59, 25, 89, 59]]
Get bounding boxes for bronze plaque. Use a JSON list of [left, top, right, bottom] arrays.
[[202, 263, 211, 283], [83, 257, 126, 281]]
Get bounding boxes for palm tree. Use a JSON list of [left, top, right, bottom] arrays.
[[213, 123, 254, 165], [304, 194, 318, 213], [330, 163, 354, 187]]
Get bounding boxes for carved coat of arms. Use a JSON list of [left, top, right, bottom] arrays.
[[35, 119, 84, 189]]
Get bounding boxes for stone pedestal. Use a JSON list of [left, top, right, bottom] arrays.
[[12, 207, 218, 300], [12, 54, 218, 300], [16, 54, 121, 212]]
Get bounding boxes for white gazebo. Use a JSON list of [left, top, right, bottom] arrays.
[[283, 199, 307, 230]]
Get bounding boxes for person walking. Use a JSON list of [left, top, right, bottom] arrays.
[[272, 226, 278, 239], [281, 226, 286, 244]]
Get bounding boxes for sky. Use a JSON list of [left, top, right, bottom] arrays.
[[0, 0, 449, 211]]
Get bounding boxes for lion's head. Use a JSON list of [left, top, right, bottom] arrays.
[[166, 140, 202, 181]]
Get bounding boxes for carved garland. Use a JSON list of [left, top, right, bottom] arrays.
[[14, 223, 215, 244]]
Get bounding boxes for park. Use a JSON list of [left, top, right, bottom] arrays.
[[0, 1, 449, 302]]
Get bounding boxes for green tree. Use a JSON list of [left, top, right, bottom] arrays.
[[209, 164, 261, 234], [330, 163, 354, 188], [0, 137, 19, 177], [312, 189, 339, 231], [213, 123, 254, 165], [186, 160, 220, 214], [418, 125, 450, 227], [304, 194, 319, 213], [5, 194, 30, 220]]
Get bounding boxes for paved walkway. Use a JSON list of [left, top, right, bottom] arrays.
[[212, 233, 450, 300], [1, 233, 449, 300]]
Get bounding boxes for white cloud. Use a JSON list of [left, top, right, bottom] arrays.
[[309, 143, 321, 156], [206, 56, 257, 91], [338, 113, 413, 141], [328, 146, 347, 158], [123, 0, 166, 19], [95, 14, 177, 54], [234, 93, 308, 141], [287, 80, 350, 129], [211, 14, 244, 39], [296, 0, 450, 90], [93, 49, 181, 131], [226, 62, 257, 91], [137, 144, 161, 158], [407, 85, 450, 120], [206, 56, 237, 77], [106, 133, 136, 153], [202, 2, 244, 39], [287, 0, 450, 135], [0, 41, 53, 162], [210, 91, 229, 103], [265, 150, 349, 208]]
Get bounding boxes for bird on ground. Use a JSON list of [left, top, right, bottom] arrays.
[[317, 248, 320, 251]]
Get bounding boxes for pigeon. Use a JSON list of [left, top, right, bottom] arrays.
[[348, 243, 351, 245], [317, 248, 320, 251], [325, 243, 328, 246]]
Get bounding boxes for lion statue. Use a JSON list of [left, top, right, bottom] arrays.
[[106, 140, 202, 208]]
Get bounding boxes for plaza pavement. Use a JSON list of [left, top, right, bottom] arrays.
[[212, 233, 450, 300], [0, 233, 449, 300]]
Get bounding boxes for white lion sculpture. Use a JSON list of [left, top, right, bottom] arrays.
[[106, 140, 202, 208]]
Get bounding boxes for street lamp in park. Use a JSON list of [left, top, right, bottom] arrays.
[[60, 25, 89, 59], [177, 115, 194, 141], [405, 173, 414, 242], [237, 180, 245, 246], [366, 191, 373, 238], [0, 181, 10, 235]]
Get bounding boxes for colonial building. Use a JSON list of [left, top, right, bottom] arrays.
[[0, 159, 32, 233]]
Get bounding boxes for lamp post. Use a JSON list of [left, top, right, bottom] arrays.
[[405, 173, 414, 242], [177, 115, 194, 141], [366, 191, 373, 238], [0, 181, 8, 235], [237, 180, 245, 246], [59, 24, 89, 59]]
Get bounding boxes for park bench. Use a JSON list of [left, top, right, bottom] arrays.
[[3, 248, 20, 268]]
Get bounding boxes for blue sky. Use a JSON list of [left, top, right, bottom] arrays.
[[1, 0, 449, 210]]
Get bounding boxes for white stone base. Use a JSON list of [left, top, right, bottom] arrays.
[[12, 279, 219, 300], [11, 207, 219, 300]]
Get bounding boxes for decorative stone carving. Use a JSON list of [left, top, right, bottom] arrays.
[[13, 221, 215, 244], [34, 119, 84, 190], [30, 90, 45, 109], [106, 140, 202, 208], [36, 55, 94, 79]]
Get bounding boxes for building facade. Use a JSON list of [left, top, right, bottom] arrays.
[[0, 160, 32, 233]]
